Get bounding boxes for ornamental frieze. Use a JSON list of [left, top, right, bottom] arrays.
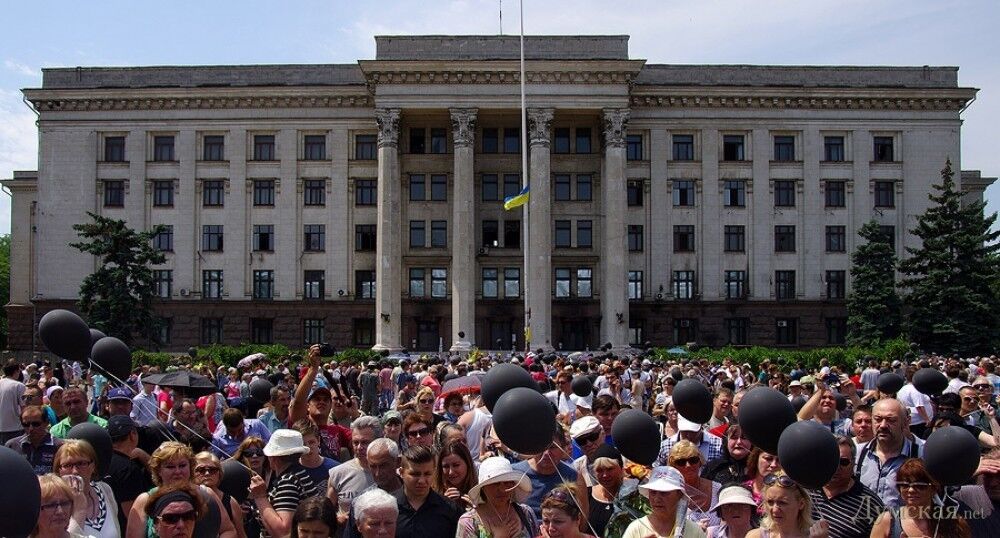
[[31, 94, 373, 111]]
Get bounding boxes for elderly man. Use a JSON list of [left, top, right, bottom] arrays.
[[4, 405, 61, 474], [353, 489, 398, 537], [249, 429, 319, 538], [655, 414, 724, 467], [341, 438, 403, 538], [810, 435, 884, 538], [50, 386, 107, 438], [260, 386, 291, 433], [569, 416, 604, 484], [855, 398, 922, 509], [328, 416, 381, 527]]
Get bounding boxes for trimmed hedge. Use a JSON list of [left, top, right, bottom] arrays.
[[131, 344, 384, 371], [651, 338, 912, 371]]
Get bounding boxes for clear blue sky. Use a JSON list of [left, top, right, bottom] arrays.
[[1, 0, 997, 235]]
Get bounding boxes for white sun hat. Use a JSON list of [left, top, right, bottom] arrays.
[[709, 485, 757, 513], [262, 429, 310, 457], [467, 456, 532, 506], [638, 466, 686, 498]]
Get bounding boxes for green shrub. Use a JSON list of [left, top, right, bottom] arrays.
[[649, 337, 911, 371], [131, 344, 385, 370]]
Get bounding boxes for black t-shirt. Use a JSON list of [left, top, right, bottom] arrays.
[[105, 450, 153, 533]]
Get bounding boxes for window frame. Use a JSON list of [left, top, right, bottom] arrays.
[[303, 179, 326, 206], [874, 181, 895, 208], [409, 220, 426, 248], [355, 224, 376, 251], [724, 270, 746, 299], [104, 136, 126, 162], [722, 135, 745, 161], [825, 225, 846, 253], [825, 180, 846, 208], [252, 134, 276, 161], [576, 268, 593, 298], [103, 180, 125, 207], [672, 134, 694, 161], [826, 270, 846, 300], [774, 180, 796, 207], [873, 136, 895, 162], [252, 270, 274, 300], [304, 224, 325, 252], [482, 268, 499, 298], [153, 225, 174, 252], [775, 270, 796, 300], [153, 270, 172, 299], [409, 268, 426, 298], [724, 225, 745, 253], [626, 134, 643, 161], [627, 270, 643, 300], [430, 268, 448, 298], [304, 270, 325, 300], [673, 225, 695, 252], [153, 136, 175, 162], [409, 174, 426, 201], [481, 174, 499, 201], [430, 174, 448, 201], [430, 220, 447, 248], [253, 179, 276, 206], [723, 180, 746, 207], [774, 225, 796, 253], [201, 225, 224, 252], [355, 179, 376, 206], [824, 136, 845, 162], [303, 319, 324, 345], [202, 270, 224, 299], [354, 134, 376, 160], [773, 135, 796, 161], [152, 180, 174, 207], [576, 220, 593, 248], [554, 220, 572, 248], [673, 270, 696, 299], [250, 318, 274, 344], [503, 268, 521, 298], [627, 225, 643, 252], [356, 270, 376, 300], [673, 180, 696, 207], [303, 134, 326, 161], [252, 224, 274, 252]]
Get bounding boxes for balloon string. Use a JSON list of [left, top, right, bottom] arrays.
[[546, 440, 602, 538]]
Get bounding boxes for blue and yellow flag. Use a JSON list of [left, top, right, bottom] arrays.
[[503, 185, 529, 210]]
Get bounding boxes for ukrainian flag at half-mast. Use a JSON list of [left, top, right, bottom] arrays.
[[504, 185, 529, 210]]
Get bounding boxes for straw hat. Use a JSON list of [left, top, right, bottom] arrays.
[[467, 456, 532, 506]]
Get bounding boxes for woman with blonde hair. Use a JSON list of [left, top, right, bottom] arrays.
[[231, 436, 268, 538], [191, 451, 245, 538], [668, 440, 721, 528], [33, 474, 86, 538], [52, 439, 120, 538], [745, 472, 826, 538], [410, 386, 446, 427]]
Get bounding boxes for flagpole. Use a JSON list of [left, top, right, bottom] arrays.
[[519, 0, 530, 353]]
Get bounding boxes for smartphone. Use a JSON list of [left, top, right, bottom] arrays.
[[319, 343, 337, 357]]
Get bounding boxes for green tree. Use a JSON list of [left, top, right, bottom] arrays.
[[0, 234, 9, 347], [71, 213, 165, 346], [899, 160, 1000, 355], [847, 220, 901, 346]]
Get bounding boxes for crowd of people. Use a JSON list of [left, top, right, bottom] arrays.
[[2, 345, 1000, 538]]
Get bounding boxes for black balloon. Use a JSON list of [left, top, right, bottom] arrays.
[[777, 420, 840, 489], [738, 387, 798, 455], [835, 393, 847, 412], [790, 396, 808, 413], [38, 309, 92, 362], [481, 363, 539, 411], [924, 426, 980, 486], [611, 409, 661, 466], [670, 367, 684, 382], [673, 379, 713, 424], [571, 375, 593, 397], [188, 347, 198, 358], [249, 377, 274, 403], [67, 422, 113, 477], [89, 328, 106, 348], [219, 459, 252, 505], [913, 368, 948, 395], [91, 336, 132, 382], [492, 387, 557, 455], [877, 373, 905, 394], [0, 445, 41, 537]]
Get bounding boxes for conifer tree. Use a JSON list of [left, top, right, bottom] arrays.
[[847, 220, 901, 345]]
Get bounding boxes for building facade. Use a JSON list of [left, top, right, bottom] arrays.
[[3, 35, 993, 352]]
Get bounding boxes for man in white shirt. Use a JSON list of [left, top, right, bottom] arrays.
[[545, 370, 576, 421], [130, 380, 160, 425], [896, 370, 933, 438], [0, 360, 26, 443]]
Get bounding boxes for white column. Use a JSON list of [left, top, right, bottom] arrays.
[[527, 108, 554, 352], [373, 108, 402, 352], [601, 109, 630, 351], [450, 108, 477, 351]]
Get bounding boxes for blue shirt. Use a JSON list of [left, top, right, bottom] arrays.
[[655, 430, 724, 467], [131, 390, 159, 425], [855, 438, 922, 510], [211, 419, 271, 458], [259, 410, 287, 434], [511, 459, 578, 520]]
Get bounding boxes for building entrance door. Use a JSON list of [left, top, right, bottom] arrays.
[[490, 321, 512, 350], [416, 321, 439, 351], [560, 319, 591, 350]]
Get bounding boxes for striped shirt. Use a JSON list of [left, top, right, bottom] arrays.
[[809, 480, 884, 538], [265, 463, 319, 537]]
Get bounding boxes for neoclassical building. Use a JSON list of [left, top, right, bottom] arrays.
[[3, 35, 994, 352]]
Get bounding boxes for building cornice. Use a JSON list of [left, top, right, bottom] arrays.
[[23, 87, 372, 112], [358, 60, 647, 86], [629, 86, 977, 111]]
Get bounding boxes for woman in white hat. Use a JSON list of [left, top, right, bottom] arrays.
[[456, 456, 539, 538], [247, 429, 320, 538], [622, 466, 705, 538], [704, 485, 757, 538]]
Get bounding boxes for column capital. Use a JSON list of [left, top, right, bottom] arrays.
[[375, 108, 401, 148], [602, 108, 630, 149], [449, 108, 478, 149], [527, 108, 555, 147]]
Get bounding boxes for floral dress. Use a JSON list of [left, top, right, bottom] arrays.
[[456, 503, 540, 538]]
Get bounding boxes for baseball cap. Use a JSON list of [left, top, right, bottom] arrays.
[[789, 380, 802, 387], [107, 387, 133, 401], [107, 415, 136, 440], [677, 415, 702, 432], [308, 386, 332, 401]]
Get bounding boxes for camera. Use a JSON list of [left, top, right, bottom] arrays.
[[318, 343, 337, 357]]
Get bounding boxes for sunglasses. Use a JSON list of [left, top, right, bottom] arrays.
[[975, 384, 992, 391], [763, 474, 796, 488], [407, 427, 432, 438], [194, 466, 220, 475], [673, 457, 701, 467], [243, 450, 264, 457], [157, 511, 198, 524], [962, 397, 978, 403], [575, 430, 601, 445], [58, 460, 93, 471], [40, 500, 72, 512], [418, 399, 434, 405], [21, 420, 45, 428], [839, 458, 852, 467], [896, 482, 934, 491]]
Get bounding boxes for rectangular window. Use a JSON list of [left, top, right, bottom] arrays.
[[576, 175, 592, 201], [673, 270, 695, 299], [575, 128, 592, 154], [104, 136, 126, 162], [626, 134, 643, 161], [304, 270, 325, 300], [774, 225, 796, 252], [304, 319, 324, 345], [503, 128, 520, 154], [725, 270, 746, 299], [304, 224, 325, 252], [503, 174, 521, 199], [356, 270, 375, 299], [824, 136, 844, 162], [879, 225, 896, 250], [873, 136, 894, 162], [159, 319, 173, 346], [723, 135, 745, 161], [431, 220, 447, 248], [825, 180, 846, 208], [627, 225, 644, 252], [202, 270, 223, 299], [774, 180, 795, 207], [409, 174, 426, 201], [826, 226, 846, 252], [553, 128, 570, 154], [355, 224, 376, 251], [152, 180, 173, 207], [773, 135, 795, 161], [480, 268, 498, 298], [776, 318, 798, 345], [504, 220, 521, 249], [354, 319, 375, 346], [203, 180, 224, 207], [723, 180, 746, 207], [201, 318, 223, 345], [555, 220, 572, 248], [481, 174, 499, 201], [202, 225, 224, 251], [153, 270, 172, 299], [629, 319, 645, 347], [554, 174, 571, 201], [303, 135, 326, 160], [252, 270, 274, 299], [355, 179, 376, 206], [482, 220, 499, 248], [252, 225, 274, 252], [409, 221, 425, 248], [430, 128, 447, 154], [253, 135, 275, 161], [874, 181, 895, 208], [673, 180, 695, 206], [775, 270, 796, 300], [555, 268, 571, 298], [153, 226, 173, 252], [577, 220, 593, 248], [202, 135, 225, 161], [250, 318, 274, 344], [724, 226, 745, 252], [726, 318, 749, 345], [103, 180, 125, 207], [303, 179, 325, 206], [355, 134, 376, 160], [153, 136, 175, 162], [673, 225, 695, 252], [627, 180, 643, 206], [674, 318, 698, 345], [409, 128, 426, 154], [826, 270, 846, 300], [409, 268, 425, 298], [253, 180, 275, 206], [673, 134, 694, 161], [826, 318, 848, 345], [577, 268, 593, 297], [430, 175, 447, 201], [431, 268, 448, 298], [628, 270, 643, 300], [504, 268, 521, 298], [482, 128, 499, 153]]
